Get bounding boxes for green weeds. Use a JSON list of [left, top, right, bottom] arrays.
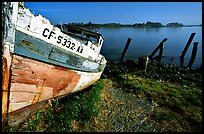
[[6, 61, 202, 132], [104, 61, 202, 131], [9, 80, 105, 132]]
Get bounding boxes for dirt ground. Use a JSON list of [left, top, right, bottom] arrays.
[[70, 79, 163, 132]]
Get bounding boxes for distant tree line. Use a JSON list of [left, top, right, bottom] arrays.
[[134, 21, 164, 28], [55, 21, 202, 29], [166, 22, 184, 27]]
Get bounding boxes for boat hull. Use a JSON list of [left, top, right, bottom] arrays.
[[14, 30, 105, 73], [2, 54, 104, 127], [2, 2, 107, 127]]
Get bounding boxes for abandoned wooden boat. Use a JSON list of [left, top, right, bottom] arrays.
[[2, 2, 107, 127]]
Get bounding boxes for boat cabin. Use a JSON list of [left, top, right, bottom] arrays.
[[60, 25, 104, 54]]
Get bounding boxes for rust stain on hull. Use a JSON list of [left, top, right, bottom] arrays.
[[2, 58, 10, 118], [2, 44, 13, 122], [21, 39, 32, 46], [9, 55, 81, 113], [2, 2, 106, 129]]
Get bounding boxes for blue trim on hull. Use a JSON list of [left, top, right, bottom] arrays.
[[14, 31, 105, 73]]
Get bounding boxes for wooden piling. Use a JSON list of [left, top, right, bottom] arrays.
[[120, 38, 132, 63], [149, 38, 167, 61], [199, 63, 203, 71], [138, 56, 149, 73], [158, 43, 164, 63], [187, 42, 199, 68], [180, 33, 196, 67]]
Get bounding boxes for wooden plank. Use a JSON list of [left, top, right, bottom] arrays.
[[180, 33, 196, 67], [2, 44, 13, 120], [7, 100, 48, 127], [187, 42, 199, 68], [8, 54, 104, 113], [149, 38, 167, 61], [8, 55, 81, 112], [10, 92, 38, 103], [120, 38, 132, 63]]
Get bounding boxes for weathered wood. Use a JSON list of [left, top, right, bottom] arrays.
[[120, 38, 132, 63], [158, 43, 164, 63], [7, 99, 48, 127], [2, 2, 7, 43], [187, 42, 199, 68], [180, 33, 196, 67], [153, 43, 164, 63], [15, 3, 105, 62], [2, 42, 13, 127], [138, 56, 149, 73], [9, 55, 80, 112], [14, 31, 104, 73], [149, 38, 167, 61], [2, 2, 107, 127], [2, 57, 10, 128]]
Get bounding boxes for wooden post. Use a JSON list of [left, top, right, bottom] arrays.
[[152, 44, 164, 63], [158, 43, 164, 63], [138, 56, 149, 73], [180, 33, 196, 67], [149, 38, 167, 61], [120, 38, 132, 63], [187, 42, 199, 68], [198, 63, 203, 72]]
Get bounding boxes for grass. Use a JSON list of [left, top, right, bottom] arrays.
[[6, 61, 202, 132], [7, 80, 105, 132], [104, 61, 202, 132]]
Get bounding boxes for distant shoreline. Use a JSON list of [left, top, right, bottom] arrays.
[[56, 22, 202, 29]]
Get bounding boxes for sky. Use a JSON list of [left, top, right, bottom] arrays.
[[24, 2, 202, 26]]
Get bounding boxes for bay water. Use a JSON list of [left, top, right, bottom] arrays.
[[94, 26, 202, 69]]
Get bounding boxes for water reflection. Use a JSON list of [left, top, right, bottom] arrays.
[[145, 28, 161, 33], [95, 27, 202, 69]]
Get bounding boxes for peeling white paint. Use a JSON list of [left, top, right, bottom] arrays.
[[2, 2, 107, 118], [4, 2, 19, 53], [72, 71, 102, 93], [13, 2, 106, 65]]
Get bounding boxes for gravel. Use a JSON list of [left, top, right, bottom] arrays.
[[72, 80, 162, 132]]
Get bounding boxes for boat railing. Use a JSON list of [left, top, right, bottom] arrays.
[[61, 29, 93, 44], [60, 25, 103, 46]]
